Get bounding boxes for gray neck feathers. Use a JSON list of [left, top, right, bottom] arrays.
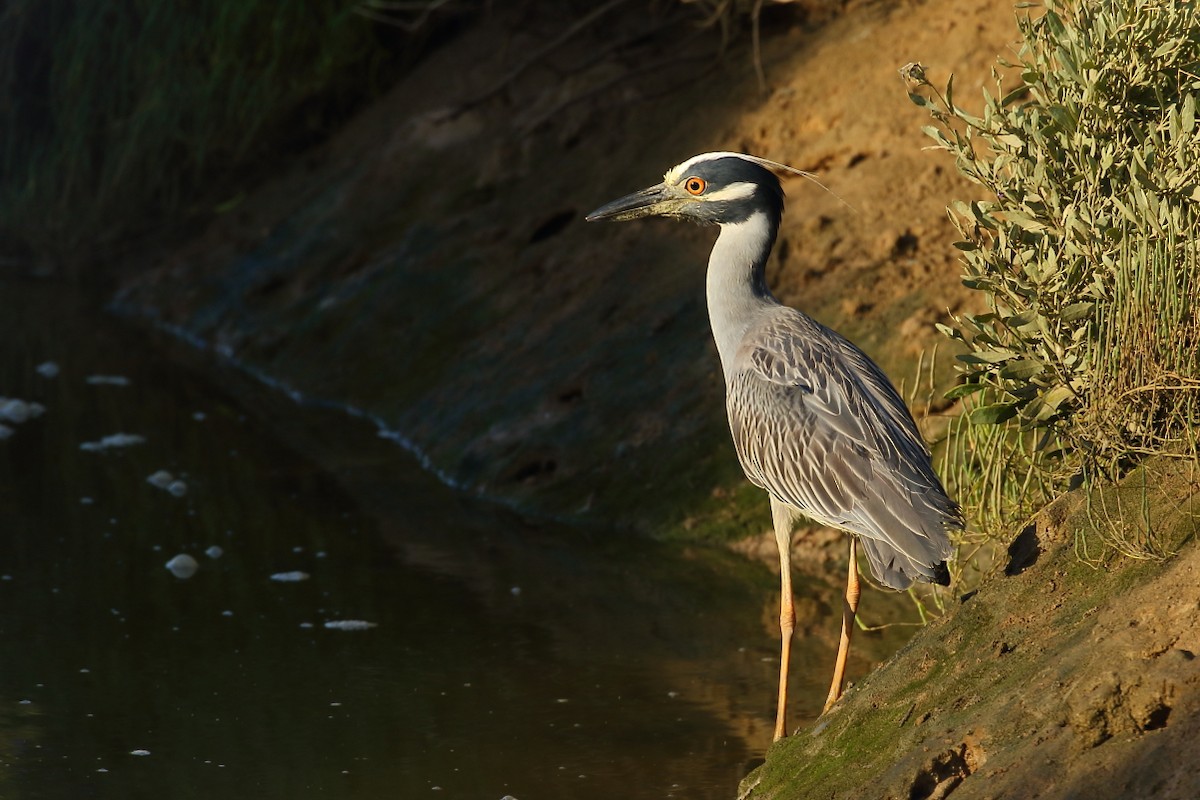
[[705, 210, 780, 376]]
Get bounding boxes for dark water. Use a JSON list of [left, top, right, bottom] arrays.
[[0, 278, 910, 799]]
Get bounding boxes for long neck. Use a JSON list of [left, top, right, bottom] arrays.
[[705, 209, 780, 376]]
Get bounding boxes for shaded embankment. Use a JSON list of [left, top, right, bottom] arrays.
[[112, 0, 1016, 536]]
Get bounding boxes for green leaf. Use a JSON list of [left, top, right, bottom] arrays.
[[944, 382, 987, 400], [969, 402, 1020, 425], [1060, 301, 1093, 322], [1004, 310, 1039, 328], [935, 323, 965, 341], [999, 359, 1044, 380], [1028, 385, 1075, 422], [1003, 211, 1048, 232], [957, 350, 1016, 365]]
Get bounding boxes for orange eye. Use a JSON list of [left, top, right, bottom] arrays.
[[684, 176, 707, 195]]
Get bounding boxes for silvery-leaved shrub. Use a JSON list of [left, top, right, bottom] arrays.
[[906, 0, 1200, 548]]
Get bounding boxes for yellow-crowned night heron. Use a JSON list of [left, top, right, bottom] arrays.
[[587, 152, 961, 741]]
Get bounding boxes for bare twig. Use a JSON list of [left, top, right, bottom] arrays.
[[354, 0, 459, 33]]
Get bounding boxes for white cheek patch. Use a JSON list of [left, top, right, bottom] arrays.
[[704, 181, 756, 202]]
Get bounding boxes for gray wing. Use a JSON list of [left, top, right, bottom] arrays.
[[726, 308, 961, 589]]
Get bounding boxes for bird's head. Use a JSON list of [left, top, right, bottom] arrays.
[[586, 152, 805, 227]]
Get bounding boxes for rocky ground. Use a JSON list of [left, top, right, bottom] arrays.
[[105, 0, 1199, 795]]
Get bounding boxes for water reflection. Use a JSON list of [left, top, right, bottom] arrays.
[[0, 278, 914, 799]]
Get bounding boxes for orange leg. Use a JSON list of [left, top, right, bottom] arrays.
[[822, 536, 861, 714], [770, 499, 796, 741]]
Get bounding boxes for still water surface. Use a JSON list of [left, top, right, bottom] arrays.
[[0, 279, 910, 799]]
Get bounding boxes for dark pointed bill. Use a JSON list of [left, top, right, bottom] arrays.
[[585, 183, 671, 222]]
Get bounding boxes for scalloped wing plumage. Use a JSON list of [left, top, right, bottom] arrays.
[[727, 308, 961, 589]]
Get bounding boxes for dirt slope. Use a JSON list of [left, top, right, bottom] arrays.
[[742, 461, 1200, 799]]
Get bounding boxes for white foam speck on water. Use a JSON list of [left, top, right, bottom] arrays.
[[130, 749, 150, 756], [80, 432, 146, 452], [35, 361, 60, 378], [205, 546, 224, 559], [0, 398, 45, 424], [0, 424, 13, 441], [165, 554, 199, 579], [323, 620, 377, 631], [146, 470, 188, 497], [147, 470, 174, 489], [270, 571, 310, 583]]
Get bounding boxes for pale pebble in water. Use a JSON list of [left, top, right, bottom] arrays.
[[205, 546, 224, 559], [270, 571, 310, 583], [165, 554, 199, 579], [323, 620, 377, 631], [166, 480, 188, 497], [130, 749, 151, 756], [0, 424, 12, 441], [35, 361, 60, 378]]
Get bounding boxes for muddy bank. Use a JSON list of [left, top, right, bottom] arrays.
[[742, 461, 1200, 799]]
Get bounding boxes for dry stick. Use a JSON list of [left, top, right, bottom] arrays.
[[516, 51, 715, 135], [457, 0, 641, 113], [354, 0, 459, 33], [751, 0, 766, 92], [364, 0, 458, 10], [507, 17, 715, 133], [545, 18, 682, 80]]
